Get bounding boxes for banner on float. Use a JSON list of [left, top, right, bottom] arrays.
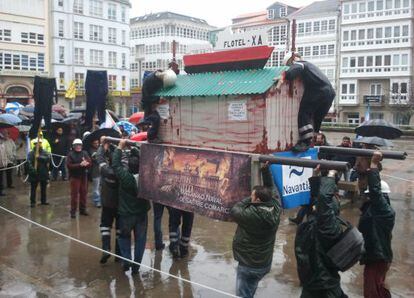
[[138, 144, 251, 221], [270, 148, 318, 209]]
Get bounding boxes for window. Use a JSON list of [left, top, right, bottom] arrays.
[[401, 82, 408, 93], [90, 0, 103, 17], [298, 23, 304, 34], [351, 3, 357, 13], [305, 22, 311, 33], [367, 56, 373, 66], [385, 27, 392, 38], [320, 45, 327, 56], [122, 76, 126, 90], [304, 46, 311, 57], [21, 55, 28, 70], [121, 30, 126, 45], [351, 30, 357, 40], [108, 51, 117, 67], [368, 1, 375, 11], [74, 48, 84, 65], [370, 113, 383, 120], [312, 45, 319, 56], [384, 55, 391, 66], [75, 73, 85, 89], [402, 0, 409, 7], [350, 57, 356, 67], [367, 29, 374, 39], [401, 54, 408, 65], [376, 0, 383, 10], [59, 72, 65, 89], [321, 20, 327, 31], [393, 54, 400, 65], [108, 3, 116, 20], [108, 75, 117, 90], [328, 44, 335, 55], [121, 6, 126, 22], [73, 0, 83, 13], [358, 29, 365, 40], [349, 84, 355, 94], [37, 34, 44, 45], [13, 55, 20, 70], [394, 26, 400, 37], [279, 6, 287, 17], [392, 82, 399, 93], [73, 22, 83, 39], [370, 83, 382, 95], [344, 4, 350, 14], [29, 32, 36, 44], [395, 0, 401, 8], [58, 20, 64, 37], [375, 55, 382, 66], [108, 28, 117, 44], [313, 21, 320, 32], [89, 25, 103, 41], [267, 9, 274, 19], [328, 20, 335, 31], [358, 57, 364, 67], [359, 2, 366, 12], [122, 53, 126, 69], [342, 57, 349, 67], [90, 49, 103, 66], [402, 25, 409, 36], [59, 46, 65, 63], [376, 28, 382, 39], [347, 113, 360, 125], [58, 0, 63, 7], [37, 53, 44, 70], [343, 31, 349, 41], [386, 0, 392, 9], [21, 32, 28, 43]]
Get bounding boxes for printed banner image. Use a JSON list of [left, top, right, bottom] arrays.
[[138, 144, 252, 221], [270, 148, 318, 209]]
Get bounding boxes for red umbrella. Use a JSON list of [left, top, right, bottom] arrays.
[[129, 112, 144, 124], [0, 126, 19, 141], [130, 132, 147, 142]]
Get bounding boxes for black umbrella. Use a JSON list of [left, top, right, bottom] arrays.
[[353, 136, 394, 147], [62, 116, 82, 124], [355, 119, 402, 139], [50, 121, 70, 134], [52, 112, 64, 121], [83, 128, 121, 150]]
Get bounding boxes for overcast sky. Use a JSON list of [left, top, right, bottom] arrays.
[[131, 0, 317, 27]]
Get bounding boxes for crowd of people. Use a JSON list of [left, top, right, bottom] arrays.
[[0, 127, 396, 298]]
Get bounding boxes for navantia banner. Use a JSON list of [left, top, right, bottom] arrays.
[[138, 144, 252, 221], [270, 148, 318, 209]]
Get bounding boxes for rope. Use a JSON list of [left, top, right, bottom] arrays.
[[0, 206, 238, 298], [382, 173, 414, 184], [50, 154, 65, 169], [0, 160, 27, 171]]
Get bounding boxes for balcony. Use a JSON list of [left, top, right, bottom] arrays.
[[339, 94, 358, 106], [341, 66, 411, 78], [389, 94, 410, 105], [363, 95, 384, 105], [342, 7, 412, 25]]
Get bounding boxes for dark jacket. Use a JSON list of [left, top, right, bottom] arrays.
[[89, 147, 100, 179], [296, 176, 343, 291], [96, 145, 119, 209], [51, 135, 69, 156], [231, 167, 281, 268], [66, 150, 91, 178], [142, 110, 161, 141], [112, 148, 150, 216], [26, 149, 51, 182], [358, 169, 395, 264]]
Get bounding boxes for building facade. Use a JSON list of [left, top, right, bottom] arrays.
[[0, 0, 49, 107], [50, 0, 131, 117], [130, 11, 215, 95], [338, 0, 413, 125], [231, 2, 298, 68], [289, 0, 340, 120]]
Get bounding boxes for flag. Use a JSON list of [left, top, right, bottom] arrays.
[[101, 110, 121, 134], [270, 148, 319, 209], [364, 104, 370, 121], [65, 80, 76, 99]]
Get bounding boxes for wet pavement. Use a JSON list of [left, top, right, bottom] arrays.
[[0, 131, 413, 297]]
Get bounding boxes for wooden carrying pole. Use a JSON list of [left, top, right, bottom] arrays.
[[318, 146, 407, 160]]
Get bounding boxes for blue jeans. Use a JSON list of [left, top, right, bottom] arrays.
[[91, 177, 101, 205], [153, 202, 165, 248], [118, 213, 148, 269], [236, 264, 271, 298]]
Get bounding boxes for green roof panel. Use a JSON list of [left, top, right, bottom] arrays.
[[156, 67, 288, 97]]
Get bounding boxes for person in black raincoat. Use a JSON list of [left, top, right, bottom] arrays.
[[295, 166, 348, 298], [277, 52, 335, 152], [26, 138, 51, 207], [358, 151, 395, 298]]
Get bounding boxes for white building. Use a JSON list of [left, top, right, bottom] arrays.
[[339, 0, 413, 125], [130, 12, 216, 90], [231, 2, 298, 68], [289, 0, 340, 120], [50, 0, 131, 117], [0, 0, 49, 107]]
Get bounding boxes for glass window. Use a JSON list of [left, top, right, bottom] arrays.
[[358, 29, 365, 40], [342, 84, 348, 94], [403, 0, 409, 7], [59, 46, 65, 63], [392, 83, 399, 93], [393, 54, 400, 65], [321, 20, 328, 31], [108, 3, 116, 20], [376, 28, 383, 38], [58, 0, 63, 7], [58, 20, 64, 37], [305, 22, 311, 33], [368, 1, 375, 11], [122, 53, 126, 68], [358, 56, 364, 66], [90, 0, 103, 17], [384, 55, 391, 65], [121, 6, 126, 22], [375, 55, 382, 66], [344, 4, 350, 14], [359, 2, 366, 12], [304, 46, 311, 56], [349, 84, 355, 94], [351, 3, 357, 13], [401, 54, 408, 65], [122, 30, 126, 45], [74, 48, 84, 65], [351, 30, 357, 40], [89, 25, 103, 41], [385, 27, 392, 37], [21, 55, 28, 70], [367, 56, 373, 66], [320, 45, 327, 55], [328, 20, 335, 30], [350, 57, 356, 67], [401, 83, 407, 93], [312, 46, 319, 56], [313, 21, 320, 32], [108, 27, 117, 44], [108, 51, 117, 67], [298, 23, 304, 33], [59, 72, 65, 89], [73, 22, 83, 39], [385, 0, 392, 9], [13, 54, 20, 70], [367, 29, 374, 39], [73, 0, 83, 13], [402, 25, 409, 36], [328, 44, 334, 55], [376, 0, 383, 10], [394, 26, 400, 37], [395, 0, 401, 8], [342, 57, 349, 67], [29, 32, 36, 44], [343, 31, 349, 41], [21, 32, 28, 43]]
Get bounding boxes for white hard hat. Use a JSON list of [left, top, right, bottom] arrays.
[[72, 138, 83, 146], [365, 180, 391, 194], [162, 69, 177, 88], [282, 51, 300, 65], [83, 131, 91, 138]]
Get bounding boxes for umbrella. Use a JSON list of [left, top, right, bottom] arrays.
[[116, 121, 136, 135], [16, 125, 31, 133], [20, 106, 34, 117], [130, 132, 147, 142], [0, 113, 22, 125], [129, 112, 144, 124], [52, 112, 64, 121], [355, 119, 402, 139], [353, 136, 394, 147], [62, 116, 81, 124], [50, 121, 70, 134], [5, 102, 23, 115], [83, 128, 121, 150], [0, 126, 19, 141]]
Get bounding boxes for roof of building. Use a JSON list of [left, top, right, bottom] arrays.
[[115, 0, 131, 7], [130, 11, 212, 26], [156, 67, 287, 97], [289, 0, 339, 18], [232, 11, 266, 21], [267, 1, 298, 10]]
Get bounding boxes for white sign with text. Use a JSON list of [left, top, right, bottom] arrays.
[[215, 27, 268, 50]]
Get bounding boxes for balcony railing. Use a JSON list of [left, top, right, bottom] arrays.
[[363, 95, 384, 104], [342, 7, 412, 23], [390, 94, 410, 105], [341, 66, 411, 76]]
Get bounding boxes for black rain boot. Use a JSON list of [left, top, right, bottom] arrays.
[[169, 242, 180, 259], [179, 244, 189, 258], [100, 235, 111, 264]]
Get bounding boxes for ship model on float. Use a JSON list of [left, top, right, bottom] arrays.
[[105, 46, 406, 221]]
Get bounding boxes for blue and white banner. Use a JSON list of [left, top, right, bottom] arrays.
[[270, 148, 318, 209]]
